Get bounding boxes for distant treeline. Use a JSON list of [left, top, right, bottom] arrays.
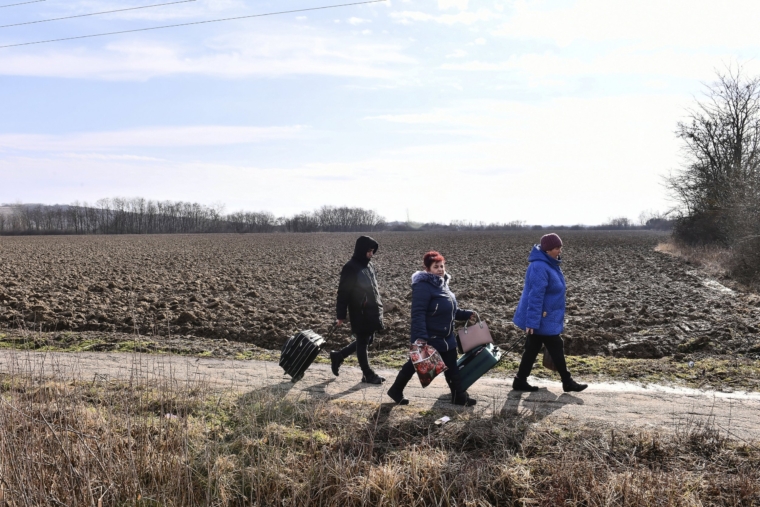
[[0, 199, 672, 236], [0, 199, 385, 235], [390, 214, 673, 232]]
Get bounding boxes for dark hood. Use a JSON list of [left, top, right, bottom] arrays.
[[351, 235, 379, 266]]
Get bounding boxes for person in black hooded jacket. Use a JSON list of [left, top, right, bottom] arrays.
[[330, 235, 385, 384]]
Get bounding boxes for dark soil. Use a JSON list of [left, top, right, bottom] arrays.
[[1, 231, 759, 359]]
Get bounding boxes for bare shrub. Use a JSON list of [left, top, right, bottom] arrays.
[[665, 65, 760, 284], [729, 237, 760, 288], [667, 66, 760, 249]]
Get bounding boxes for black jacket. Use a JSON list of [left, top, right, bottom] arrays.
[[336, 236, 384, 334]]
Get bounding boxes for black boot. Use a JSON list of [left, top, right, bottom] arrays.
[[356, 337, 385, 384], [449, 375, 476, 407], [512, 377, 539, 392], [361, 371, 386, 384], [563, 378, 588, 392], [387, 362, 414, 404], [387, 385, 409, 404], [329, 351, 343, 376], [452, 391, 476, 406]]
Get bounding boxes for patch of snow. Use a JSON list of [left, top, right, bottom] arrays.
[[701, 279, 735, 294], [557, 380, 760, 400]]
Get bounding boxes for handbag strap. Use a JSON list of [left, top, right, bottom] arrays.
[[462, 311, 484, 333]]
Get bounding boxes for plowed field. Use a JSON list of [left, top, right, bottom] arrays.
[[1, 232, 759, 358]]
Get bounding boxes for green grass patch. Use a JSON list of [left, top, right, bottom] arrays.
[[117, 340, 157, 353], [563, 355, 760, 391], [70, 339, 107, 351]]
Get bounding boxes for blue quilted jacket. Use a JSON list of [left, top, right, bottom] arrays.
[[513, 245, 566, 336], [410, 271, 473, 354]]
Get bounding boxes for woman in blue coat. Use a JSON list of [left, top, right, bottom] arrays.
[[387, 251, 477, 406], [512, 233, 587, 392]]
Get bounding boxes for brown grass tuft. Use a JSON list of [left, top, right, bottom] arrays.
[[0, 353, 758, 506]]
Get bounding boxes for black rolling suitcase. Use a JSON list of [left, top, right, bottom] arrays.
[[280, 328, 330, 382]]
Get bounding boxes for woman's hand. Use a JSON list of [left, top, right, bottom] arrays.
[[468, 313, 478, 323], [526, 327, 534, 335]]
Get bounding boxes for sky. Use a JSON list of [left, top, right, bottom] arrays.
[[1, 0, 760, 225]]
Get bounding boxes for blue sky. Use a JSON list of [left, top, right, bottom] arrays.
[[1, 0, 760, 224]]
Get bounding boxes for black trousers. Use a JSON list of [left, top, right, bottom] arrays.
[[516, 334, 571, 383], [337, 332, 375, 375], [393, 347, 463, 393]]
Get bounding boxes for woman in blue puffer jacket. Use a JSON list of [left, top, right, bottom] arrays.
[[512, 233, 587, 392], [387, 251, 477, 406]]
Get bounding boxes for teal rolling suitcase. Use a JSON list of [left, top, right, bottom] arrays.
[[456, 343, 503, 391]]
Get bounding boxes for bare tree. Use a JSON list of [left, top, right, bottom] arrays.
[[0, 198, 387, 236], [668, 65, 760, 245]]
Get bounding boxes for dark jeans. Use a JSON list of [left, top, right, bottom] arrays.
[[516, 334, 571, 383], [392, 347, 463, 393], [337, 333, 375, 376]]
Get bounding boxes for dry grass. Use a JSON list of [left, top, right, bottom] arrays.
[[657, 239, 760, 291], [655, 241, 733, 279], [0, 353, 758, 506]]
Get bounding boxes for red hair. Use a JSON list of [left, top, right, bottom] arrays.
[[423, 250, 445, 268]]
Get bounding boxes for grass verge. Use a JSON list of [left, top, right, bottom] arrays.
[[0, 362, 758, 506]]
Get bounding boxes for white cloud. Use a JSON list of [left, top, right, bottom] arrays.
[[474, 37, 486, 45], [1, 95, 680, 223], [361, 94, 687, 222], [495, 0, 760, 49], [440, 49, 760, 83], [391, 8, 495, 25], [34, 0, 244, 23], [390, 11, 435, 22], [2, 94, 686, 223], [348, 17, 371, 25], [446, 49, 467, 58], [0, 30, 415, 80], [0, 126, 304, 152], [438, 0, 469, 9]]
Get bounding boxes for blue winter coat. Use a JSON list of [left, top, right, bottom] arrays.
[[512, 245, 566, 336], [410, 271, 473, 354]]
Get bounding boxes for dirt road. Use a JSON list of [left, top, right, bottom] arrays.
[[1, 349, 758, 442]]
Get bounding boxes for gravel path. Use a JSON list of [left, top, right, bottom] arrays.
[[2, 349, 759, 442]]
